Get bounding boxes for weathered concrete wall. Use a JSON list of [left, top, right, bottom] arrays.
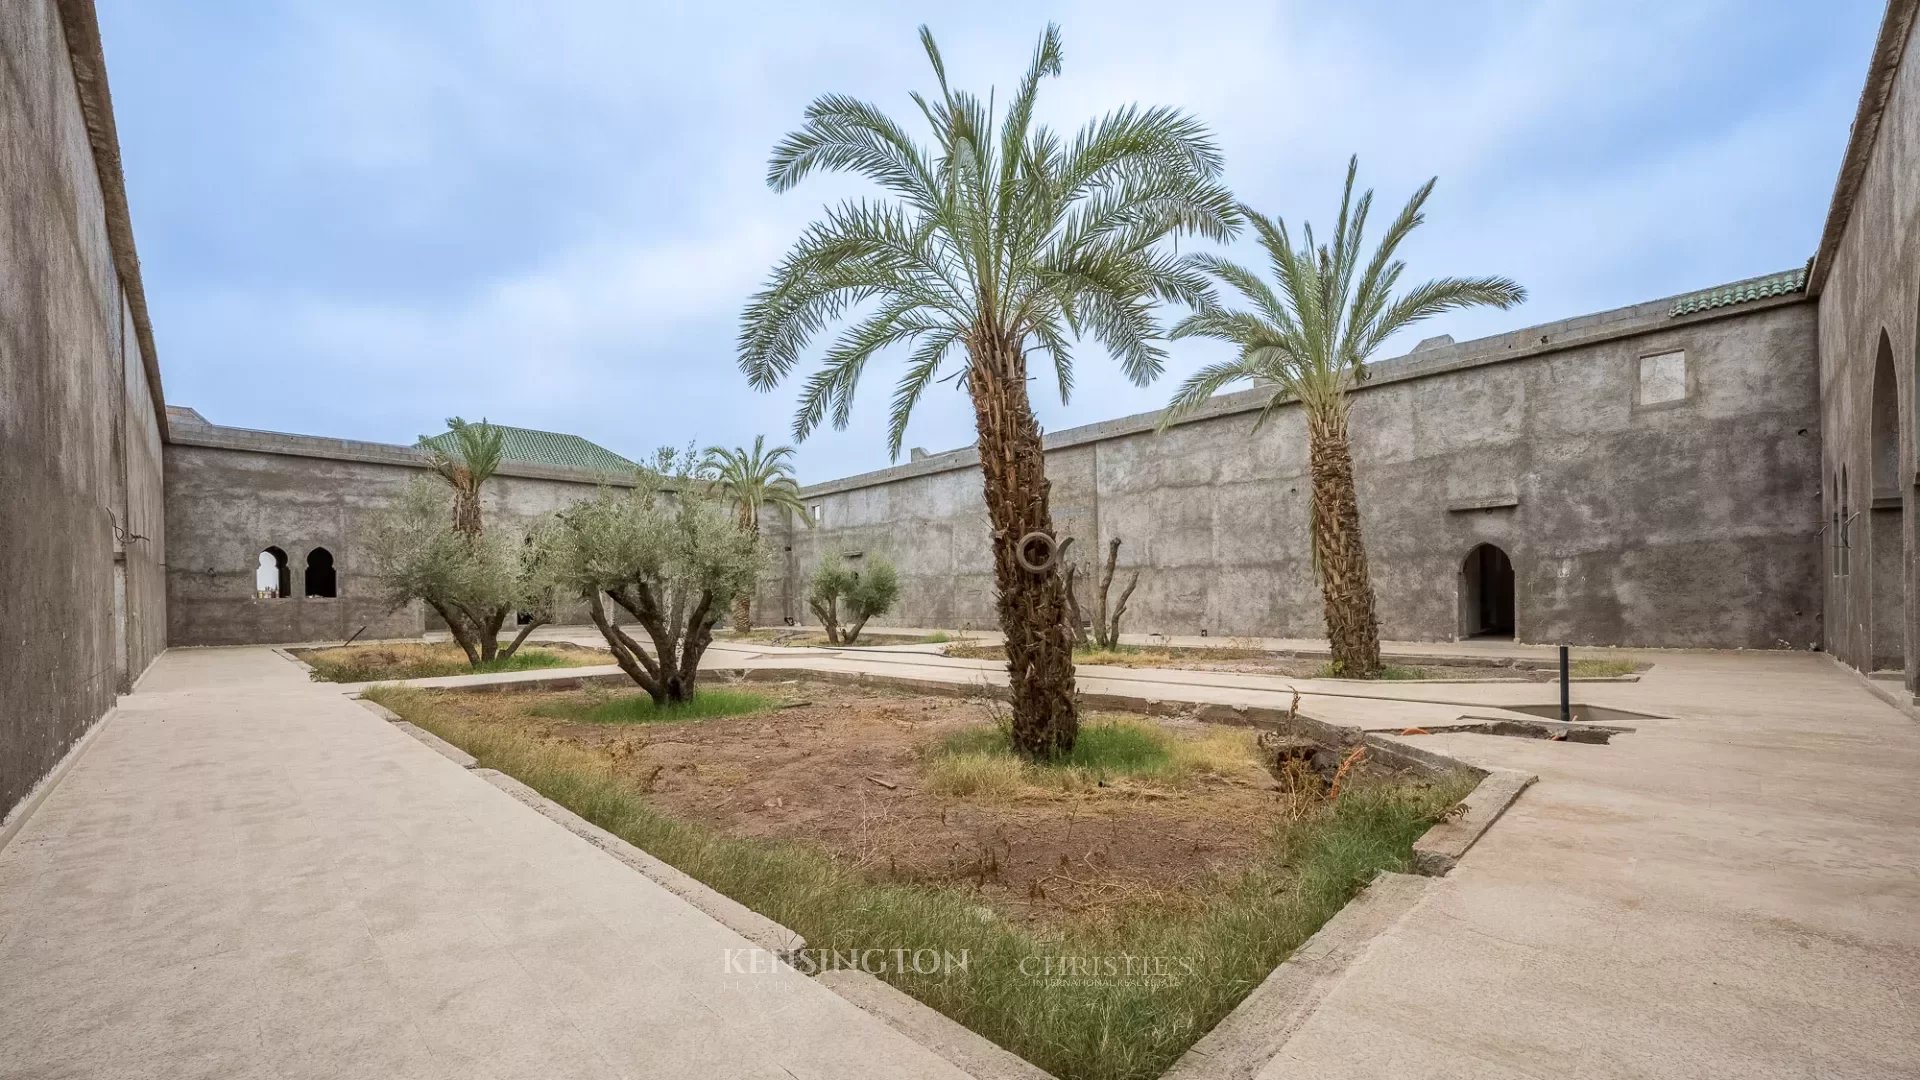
[[120, 304, 166, 680], [1811, 0, 1920, 694], [1, 0, 168, 820], [768, 293, 1823, 650], [163, 414, 632, 646]]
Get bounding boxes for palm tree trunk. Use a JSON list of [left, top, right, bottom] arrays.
[[732, 510, 757, 634], [451, 485, 482, 538], [1306, 401, 1382, 676], [966, 329, 1078, 757]]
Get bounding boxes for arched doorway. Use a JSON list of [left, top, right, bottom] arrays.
[[256, 547, 289, 598], [304, 548, 337, 598], [1869, 332, 1904, 673], [1460, 543, 1515, 639]]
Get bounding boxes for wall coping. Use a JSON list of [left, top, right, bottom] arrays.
[[166, 421, 639, 487], [796, 286, 1813, 498], [1808, 0, 1920, 295], [54, 0, 167, 438]]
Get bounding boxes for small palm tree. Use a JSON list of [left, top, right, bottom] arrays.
[[419, 417, 505, 538], [739, 24, 1237, 757], [1165, 159, 1524, 675], [700, 436, 811, 634]]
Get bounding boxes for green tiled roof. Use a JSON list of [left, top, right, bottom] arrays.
[[1668, 267, 1806, 317], [421, 425, 638, 475]]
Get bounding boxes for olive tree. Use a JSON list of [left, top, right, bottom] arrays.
[[807, 556, 900, 645], [547, 474, 763, 705], [363, 479, 556, 666]]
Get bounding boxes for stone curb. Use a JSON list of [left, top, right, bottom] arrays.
[[270, 646, 316, 675], [353, 697, 482, 767], [468, 768, 805, 957], [1161, 872, 1434, 1079], [349, 695, 806, 956], [1409, 768, 1537, 876], [399, 722, 478, 767], [815, 970, 1058, 1080], [1833, 655, 1920, 722]]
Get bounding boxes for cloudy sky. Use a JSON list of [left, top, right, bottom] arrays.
[[101, 0, 1882, 483]]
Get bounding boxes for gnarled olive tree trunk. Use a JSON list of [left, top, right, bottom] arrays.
[[1305, 401, 1381, 676], [966, 329, 1078, 757], [428, 599, 521, 666], [587, 586, 714, 706]]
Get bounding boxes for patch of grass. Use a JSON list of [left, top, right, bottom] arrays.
[[1075, 645, 1176, 666], [365, 684, 1472, 1080], [921, 752, 1029, 798], [530, 687, 775, 725], [1570, 658, 1638, 678], [300, 643, 585, 682], [926, 717, 1260, 796], [1311, 662, 1434, 680]]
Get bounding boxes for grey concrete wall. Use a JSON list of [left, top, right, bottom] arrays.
[[766, 294, 1823, 650], [1812, 0, 1920, 693], [120, 305, 166, 680], [1, 0, 168, 819], [163, 417, 632, 646]]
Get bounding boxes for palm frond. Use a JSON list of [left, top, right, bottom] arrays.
[[886, 326, 965, 459], [740, 25, 1241, 451], [1161, 357, 1259, 424], [1170, 162, 1525, 426]]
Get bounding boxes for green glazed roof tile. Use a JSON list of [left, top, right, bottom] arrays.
[[422, 425, 638, 475], [1668, 267, 1806, 317]]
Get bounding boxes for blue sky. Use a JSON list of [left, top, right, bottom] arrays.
[[101, 0, 1882, 483]]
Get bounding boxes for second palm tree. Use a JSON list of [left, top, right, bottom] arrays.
[[700, 436, 811, 634], [1166, 159, 1524, 675]]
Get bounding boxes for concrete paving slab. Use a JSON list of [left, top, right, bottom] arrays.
[[0, 647, 975, 1080], [8, 639, 1917, 1080]]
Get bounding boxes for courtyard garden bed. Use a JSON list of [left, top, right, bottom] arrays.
[[366, 677, 1473, 1080], [717, 628, 952, 648], [294, 640, 611, 682], [943, 641, 1645, 681]]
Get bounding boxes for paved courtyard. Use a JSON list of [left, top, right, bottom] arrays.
[[3, 641, 1917, 1078], [0, 648, 968, 1080]]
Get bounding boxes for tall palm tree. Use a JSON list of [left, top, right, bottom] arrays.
[[419, 416, 505, 538], [1165, 159, 1524, 676], [739, 24, 1237, 758], [700, 436, 811, 634]]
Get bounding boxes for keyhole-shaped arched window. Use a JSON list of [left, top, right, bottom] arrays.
[[305, 547, 337, 598]]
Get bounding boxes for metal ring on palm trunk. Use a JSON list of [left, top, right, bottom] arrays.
[[1015, 531, 1059, 573]]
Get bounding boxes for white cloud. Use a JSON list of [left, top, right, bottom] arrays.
[[126, 0, 1876, 482]]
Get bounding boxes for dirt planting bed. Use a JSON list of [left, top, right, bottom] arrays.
[[384, 678, 1431, 922], [371, 676, 1475, 1080]]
